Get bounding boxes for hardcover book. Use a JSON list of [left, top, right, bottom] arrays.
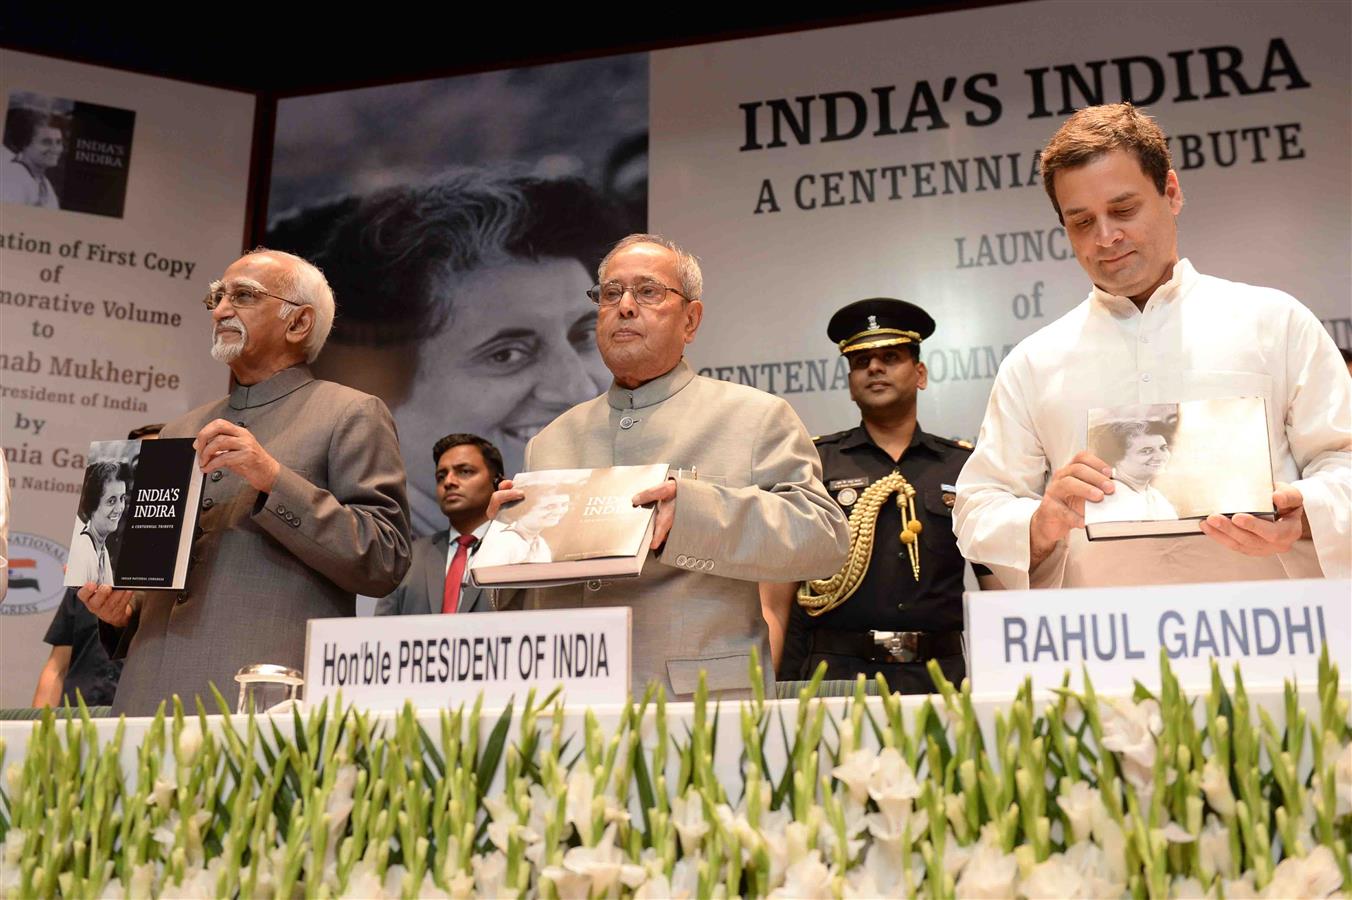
[[1083, 397, 1275, 540], [470, 464, 670, 587], [63, 438, 203, 589]]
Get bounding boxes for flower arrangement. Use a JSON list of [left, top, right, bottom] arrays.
[[1, 649, 1347, 898]]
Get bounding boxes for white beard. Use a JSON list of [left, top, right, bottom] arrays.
[[211, 318, 247, 363]]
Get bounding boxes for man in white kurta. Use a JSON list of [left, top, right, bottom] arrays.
[[954, 104, 1351, 589]]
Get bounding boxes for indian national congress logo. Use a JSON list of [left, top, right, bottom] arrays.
[[2, 532, 68, 615]]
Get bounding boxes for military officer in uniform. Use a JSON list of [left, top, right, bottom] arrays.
[[769, 298, 988, 693]]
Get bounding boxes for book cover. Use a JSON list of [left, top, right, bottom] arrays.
[[63, 438, 202, 589], [470, 464, 669, 586], [1083, 397, 1274, 540]]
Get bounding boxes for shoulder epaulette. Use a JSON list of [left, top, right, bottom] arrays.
[[812, 429, 852, 445], [933, 435, 975, 451]]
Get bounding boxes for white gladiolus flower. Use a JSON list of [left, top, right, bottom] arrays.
[[955, 842, 1020, 898], [670, 791, 710, 855], [634, 854, 702, 899], [564, 767, 597, 843], [868, 747, 922, 823], [1061, 841, 1126, 898], [1021, 852, 1087, 898], [769, 850, 834, 899], [472, 850, 508, 897], [177, 721, 203, 763], [340, 860, 409, 899], [832, 747, 878, 804], [1261, 845, 1343, 899], [1197, 817, 1232, 881], [169, 859, 224, 900], [1091, 811, 1129, 884], [944, 838, 973, 883], [128, 862, 158, 899], [552, 823, 647, 897], [1200, 759, 1237, 817], [150, 774, 176, 809], [1170, 875, 1209, 898], [1100, 697, 1164, 792], [1222, 873, 1259, 898], [1056, 780, 1102, 843]]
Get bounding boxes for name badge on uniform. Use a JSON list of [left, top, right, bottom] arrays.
[[829, 477, 868, 507]]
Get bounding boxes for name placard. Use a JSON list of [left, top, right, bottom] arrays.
[[303, 608, 631, 710], [965, 579, 1350, 694]]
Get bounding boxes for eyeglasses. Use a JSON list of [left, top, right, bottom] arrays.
[[203, 281, 300, 311], [586, 280, 688, 307]]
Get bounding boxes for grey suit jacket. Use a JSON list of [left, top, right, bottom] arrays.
[[105, 366, 411, 715], [375, 531, 495, 615], [524, 360, 849, 699]]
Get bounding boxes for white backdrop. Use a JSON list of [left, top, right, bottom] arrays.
[[650, 0, 1351, 441], [0, 51, 254, 706]]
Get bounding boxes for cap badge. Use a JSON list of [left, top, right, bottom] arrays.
[[867, 315, 878, 330]]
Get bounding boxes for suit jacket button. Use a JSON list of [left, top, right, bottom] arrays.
[[290, 518, 300, 527], [210, 471, 223, 482], [201, 497, 214, 510], [277, 504, 287, 514], [176, 591, 188, 603], [676, 554, 688, 565]]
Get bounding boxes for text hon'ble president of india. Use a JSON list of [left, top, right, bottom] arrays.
[[954, 103, 1351, 589], [489, 234, 849, 698], [81, 249, 412, 715]]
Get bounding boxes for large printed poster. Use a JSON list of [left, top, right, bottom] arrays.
[[266, 55, 648, 538], [649, 0, 1351, 440], [0, 51, 254, 707]]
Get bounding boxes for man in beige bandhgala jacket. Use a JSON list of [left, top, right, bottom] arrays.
[[81, 250, 411, 715], [489, 234, 848, 699]]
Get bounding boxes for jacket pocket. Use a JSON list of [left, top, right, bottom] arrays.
[[666, 653, 751, 695]]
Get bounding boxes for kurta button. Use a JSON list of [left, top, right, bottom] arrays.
[[210, 471, 223, 482], [201, 497, 214, 510], [619, 416, 635, 429], [1141, 373, 1151, 382]]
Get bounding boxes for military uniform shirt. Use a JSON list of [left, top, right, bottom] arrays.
[[802, 423, 976, 633]]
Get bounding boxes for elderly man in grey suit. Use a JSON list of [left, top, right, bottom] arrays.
[[377, 433, 503, 616], [490, 234, 849, 699], [81, 249, 411, 715]]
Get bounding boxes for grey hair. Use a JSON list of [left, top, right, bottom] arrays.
[[598, 233, 704, 301], [246, 247, 336, 363]]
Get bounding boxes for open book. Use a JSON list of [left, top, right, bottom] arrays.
[[1084, 397, 1275, 541], [470, 464, 669, 587], [64, 438, 203, 589]]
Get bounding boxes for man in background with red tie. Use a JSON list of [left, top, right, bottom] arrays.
[[377, 434, 508, 615]]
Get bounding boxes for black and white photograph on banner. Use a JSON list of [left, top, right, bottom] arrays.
[[265, 55, 649, 536], [1, 90, 135, 217]]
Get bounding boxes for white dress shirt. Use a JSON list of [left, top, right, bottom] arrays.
[[955, 259, 1351, 589], [444, 521, 491, 581]]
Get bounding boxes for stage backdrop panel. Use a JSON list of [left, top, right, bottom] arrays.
[[0, 50, 254, 708], [264, 55, 648, 541], [649, 0, 1351, 441]]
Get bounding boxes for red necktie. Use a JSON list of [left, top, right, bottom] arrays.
[[441, 534, 477, 614]]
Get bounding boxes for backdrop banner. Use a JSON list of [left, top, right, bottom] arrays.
[[0, 50, 254, 707], [649, 0, 1350, 440]]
